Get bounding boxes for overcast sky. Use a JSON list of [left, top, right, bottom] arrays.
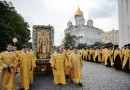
[[3, 0, 118, 46]]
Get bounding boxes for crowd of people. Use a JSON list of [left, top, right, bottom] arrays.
[[0, 44, 36, 90], [77, 45, 130, 72], [50, 45, 130, 88], [0, 44, 84, 90], [50, 47, 83, 87], [0, 44, 130, 90]]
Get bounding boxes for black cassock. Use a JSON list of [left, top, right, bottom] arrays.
[[106, 57, 111, 67], [90, 54, 94, 62], [86, 52, 89, 61], [95, 56, 98, 63], [114, 54, 122, 70], [123, 58, 130, 73]]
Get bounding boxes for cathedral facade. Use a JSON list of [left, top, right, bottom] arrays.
[[118, 0, 130, 48], [64, 7, 103, 46], [103, 29, 119, 45]]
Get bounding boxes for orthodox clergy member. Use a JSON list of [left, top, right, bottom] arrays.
[[104, 48, 111, 67], [94, 48, 102, 63], [62, 46, 71, 78], [111, 45, 115, 66], [104, 47, 114, 67], [81, 48, 85, 59], [114, 47, 122, 70], [109, 48, 114, 66], [19, 45, 36, 90], [69, 47, 83, 87], [102, 48, 106, 63], [122, 46, 126, 62], [0, 44, 17, 90], [89, 48, 95, 62], [12, 46, 19, 58], [100, 48, 103, 62], [50, 46, 59, 63], [12, 46, 20, 73], [51, 47, 69, 85], [83, 48, 89, 61], [27, 46, 37, 84], [122, 46, 130, 72]]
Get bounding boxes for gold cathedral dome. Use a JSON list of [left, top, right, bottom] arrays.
[[74, 6, 84, 17]]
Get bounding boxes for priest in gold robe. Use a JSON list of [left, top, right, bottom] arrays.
[[81, 48, 85, 59], [27, 46, 37, 84], [122, 46, 130, 72], [62, 46, 71, 78], [104, 48, 111, 66], [12, 46, 20, 73], [19, 45, 36, 90], [102, 48, 106, 63], [122, 47, 126, 62], [0, 44, 17, 90], [94, 48, 102, 63], [89, 48, 95, 62], [69, 47, 83, 87], [51, 47, 69, 85], [83, 48, 89, 61]]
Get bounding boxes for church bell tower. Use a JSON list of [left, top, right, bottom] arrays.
[[74, 6, 85, 26]]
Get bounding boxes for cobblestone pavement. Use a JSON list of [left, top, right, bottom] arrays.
[[0, 61, 130, 90]]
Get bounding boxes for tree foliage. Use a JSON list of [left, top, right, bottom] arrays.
[[0, 1, 30, 51], [77, 43, 87, 49], [63, 33, 75, 47], [91, 42, 102, 48], [104, 42, 113, 48], [89, 42, 113, 48]]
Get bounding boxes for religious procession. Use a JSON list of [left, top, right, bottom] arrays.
[[77, 45, 130, 72], [0, 0, 130, 90], [0, 44, 36, 90], [0, 43, 130, 90], [0, 44, 83, 90]]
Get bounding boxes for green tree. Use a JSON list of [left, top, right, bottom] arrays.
[[77, 43, 87, 49], [92, 42, 102, 48], [63, 33, 75, 47], [0, 1, 30, 51], [104, 42, 113, 48], [90, 42, 113, 48]]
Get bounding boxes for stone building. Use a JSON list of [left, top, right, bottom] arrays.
[[64, 7, 103, 46], [118, 0, 130, 48], [102, 29, 119, 45]]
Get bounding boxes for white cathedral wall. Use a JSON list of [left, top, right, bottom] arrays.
[[75, 17, 85, 25], [118, 0, 130, 48], [65, 25, 103, 45]]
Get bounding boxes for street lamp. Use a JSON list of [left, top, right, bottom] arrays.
[[13, 38, 18, 46]]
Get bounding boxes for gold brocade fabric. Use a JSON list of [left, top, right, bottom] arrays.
[[83, 50, 89, 60], [69, 53, 83, 84], [0, 52, 17, 90], [51, 53, 68, 85], [122, 49, 130, 69], [62, 50, 71, 75], [19, 52, 36, 90], [94, 50, 102, 62]]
